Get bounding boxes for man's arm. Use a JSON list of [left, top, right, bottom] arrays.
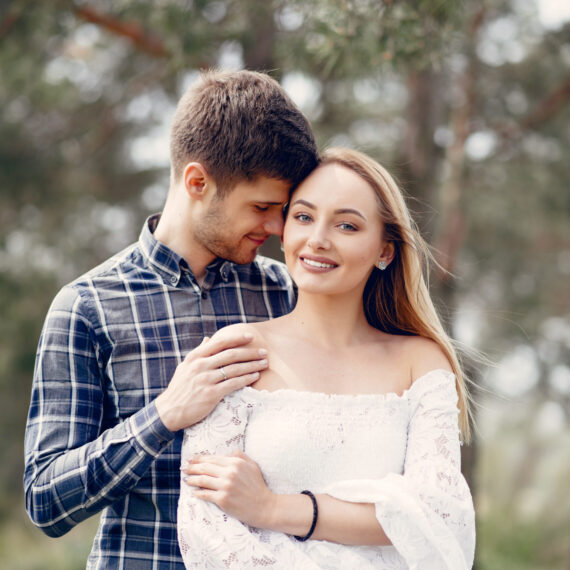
[[24, 286, 267, 537], [24, 286, 176, 537]]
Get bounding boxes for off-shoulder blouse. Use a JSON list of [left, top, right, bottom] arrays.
[[178, 369, 475, 569]]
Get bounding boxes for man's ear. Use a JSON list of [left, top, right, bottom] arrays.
[[183, 162, 211, 200]]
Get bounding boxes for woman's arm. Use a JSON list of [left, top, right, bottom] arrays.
[[272, 492, 391, 545], [182, 451, 391, 546]]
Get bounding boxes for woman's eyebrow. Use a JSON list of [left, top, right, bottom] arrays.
[[290, 199, 315, 209], [291, 199, 366, 221], [334, 208, 366, 220]]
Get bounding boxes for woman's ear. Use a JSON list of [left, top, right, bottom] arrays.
[[183, 162, 211, 200], [377, 241, 395, 269]]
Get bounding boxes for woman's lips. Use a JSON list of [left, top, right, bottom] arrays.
[[299, 255, 338, 270]]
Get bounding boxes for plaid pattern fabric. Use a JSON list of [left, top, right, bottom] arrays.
[[24, 215, 295, 569]]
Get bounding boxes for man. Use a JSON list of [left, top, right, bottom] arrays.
[[24, 70, 318, 568]]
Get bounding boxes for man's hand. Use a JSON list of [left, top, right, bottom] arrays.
[[155, 332, 266, 432]]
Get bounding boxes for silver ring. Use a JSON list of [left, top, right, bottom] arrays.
[[219, 367, 228, 381]]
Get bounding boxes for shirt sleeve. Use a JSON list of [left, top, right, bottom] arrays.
[[24, 285, 176, 537], [323, 370, 476, 569]]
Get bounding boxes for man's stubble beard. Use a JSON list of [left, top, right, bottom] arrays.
[[193, 202, 255, 265]]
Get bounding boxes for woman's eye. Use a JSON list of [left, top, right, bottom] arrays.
[[339, 222, 357, 231], [294, 213, 312, 222]]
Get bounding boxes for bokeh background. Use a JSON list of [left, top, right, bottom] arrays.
[[1, 1, 569, 568]]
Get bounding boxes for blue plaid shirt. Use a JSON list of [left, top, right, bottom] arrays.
[[24, 215, 295, 568]]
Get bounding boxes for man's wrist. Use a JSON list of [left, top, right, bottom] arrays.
[[131, 400, 177, 454], [154, 390, 183, 432]]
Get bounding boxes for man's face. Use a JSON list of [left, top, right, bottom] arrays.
[[193, 176, 291, 265]]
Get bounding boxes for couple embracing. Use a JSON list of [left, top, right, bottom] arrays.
[[25, 70, 475, 569]]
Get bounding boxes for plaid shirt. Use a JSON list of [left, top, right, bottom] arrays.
[[24, 215, 295, 569]]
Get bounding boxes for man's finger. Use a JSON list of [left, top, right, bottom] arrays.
[[216, 372, 260, 395], [201, 332, 255, 357], [211, 357, 267, 382], [187, 332, 254, 361]]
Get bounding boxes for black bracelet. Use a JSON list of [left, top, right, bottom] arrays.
[[294, 490, 318, 542]]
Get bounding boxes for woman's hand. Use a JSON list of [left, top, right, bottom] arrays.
[[182, 451, 277, 529]]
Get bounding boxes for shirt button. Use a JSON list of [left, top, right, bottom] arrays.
[[170, 275, 177, 285], [201, 291, 208, 300]]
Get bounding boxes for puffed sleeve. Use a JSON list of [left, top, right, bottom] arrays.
[[323, 370, 475, 569], [177, 390, 322, 570]]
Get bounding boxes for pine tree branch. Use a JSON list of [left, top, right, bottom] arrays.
[[494, 75, 570, 141], [0, 8, 23, 40], [73, 5, 167, 58], [520, 74, 570, 130], [432, 7, 485, 281]]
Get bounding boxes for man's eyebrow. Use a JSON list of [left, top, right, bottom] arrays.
[[291, 199, 366, 220]]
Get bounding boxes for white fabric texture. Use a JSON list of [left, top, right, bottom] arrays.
[[177, 369, 475, 569]]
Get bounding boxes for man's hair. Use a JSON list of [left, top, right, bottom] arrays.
[[170, 70, 318, 195]]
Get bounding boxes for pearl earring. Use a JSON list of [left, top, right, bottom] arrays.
[[377, 261, 387, 270]]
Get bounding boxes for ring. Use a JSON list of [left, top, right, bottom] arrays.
[[219, 367, 228, 381]]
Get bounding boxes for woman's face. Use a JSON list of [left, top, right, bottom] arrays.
[[283, 163, 390, 297]]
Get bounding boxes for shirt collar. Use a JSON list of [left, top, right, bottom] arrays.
[[139, 214, 234, 284]]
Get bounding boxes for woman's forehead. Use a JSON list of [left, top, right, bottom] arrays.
[[292, 163, 379, 210]]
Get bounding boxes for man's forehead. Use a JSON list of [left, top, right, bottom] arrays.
[[232, 177, 291, 201]]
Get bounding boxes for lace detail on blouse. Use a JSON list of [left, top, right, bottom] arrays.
[[177, 369, 475, 569]]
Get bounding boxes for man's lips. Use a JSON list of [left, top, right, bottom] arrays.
[[247, 235, 269, 246]]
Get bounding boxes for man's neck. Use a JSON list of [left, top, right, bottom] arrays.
[[154, 205, 214, 284]]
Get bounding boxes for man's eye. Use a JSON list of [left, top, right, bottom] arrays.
[[255, 205, 269, 212]]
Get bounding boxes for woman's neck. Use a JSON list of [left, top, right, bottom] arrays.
[[285, 291, 372, 350]]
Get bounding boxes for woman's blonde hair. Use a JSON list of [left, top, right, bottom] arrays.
[[320, 147, 471, 442]]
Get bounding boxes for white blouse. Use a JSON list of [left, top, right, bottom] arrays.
[[177, 369, 475, 569]]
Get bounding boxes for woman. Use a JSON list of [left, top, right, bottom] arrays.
[[177, 147, 475, 569]]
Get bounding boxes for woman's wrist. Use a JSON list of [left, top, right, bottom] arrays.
[[293, 491, 318, 541], [263, 492, 319, 539]]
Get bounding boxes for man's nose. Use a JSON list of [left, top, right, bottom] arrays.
[[263, 211, 285, 236]]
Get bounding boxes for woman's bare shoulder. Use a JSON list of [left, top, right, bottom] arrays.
[[210, 321, 272, 349], [377, 333, 452, 381], [404, 335, 453, 380]]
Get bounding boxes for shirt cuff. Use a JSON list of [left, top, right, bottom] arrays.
[[129, 401, 177, 457]]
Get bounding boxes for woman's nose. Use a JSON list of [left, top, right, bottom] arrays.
[[307, 226, 330, 250]]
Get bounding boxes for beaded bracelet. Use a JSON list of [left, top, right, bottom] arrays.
[[294, 490, 318, 542]]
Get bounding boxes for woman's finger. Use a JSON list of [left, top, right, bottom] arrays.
[[183, 473, 221, 490], [186, 454, 237, 468], [192, 488, 222, 505], [183, 457, 227, 476]]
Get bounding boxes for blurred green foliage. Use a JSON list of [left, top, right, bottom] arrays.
[[1, 0, 569, 567]]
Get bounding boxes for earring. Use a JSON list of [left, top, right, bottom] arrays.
[[377, 261, 387, 270], [280, 243, 284, 252]]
